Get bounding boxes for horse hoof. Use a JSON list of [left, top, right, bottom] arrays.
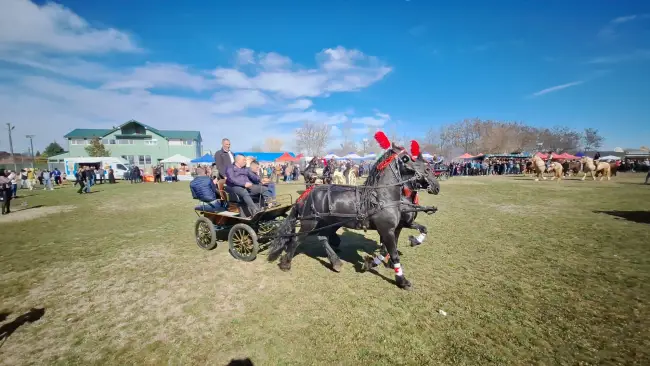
[[409, 236, 421, 246], [396, 277, 412, 290], [361, 256, 373, 272], [332, 261, 343, 272]]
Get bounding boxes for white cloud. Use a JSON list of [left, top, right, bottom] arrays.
[[0, 0, 139, 53], [531, 81, 584, 97], [0, 0, 393, 152], [287, 99, 313, 110], [598, 13, 650, 40], [587, 49, 650, 64]]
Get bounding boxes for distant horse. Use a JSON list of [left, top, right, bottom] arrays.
[[531, 155, 562, 182], [567, 161, 582, 176], [580, 156, 611, 181], [302, 157, 322, 188]]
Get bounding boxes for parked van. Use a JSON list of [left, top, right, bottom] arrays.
[[64, 157, 130, 181]]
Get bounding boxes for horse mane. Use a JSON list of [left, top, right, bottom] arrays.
[[364, 149, 398, 187]]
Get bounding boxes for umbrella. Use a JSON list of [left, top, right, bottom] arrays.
[[456, 153, 474, 159]]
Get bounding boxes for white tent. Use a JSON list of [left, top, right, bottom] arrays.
[[422, 152, 434, 159], [324, 153, 339, 159], [362, 153, 377, 160], [160, 154, 191, 164], [343, 153, 363, 160], [599, 155, 621, 161]]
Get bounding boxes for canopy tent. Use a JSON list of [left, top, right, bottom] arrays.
[[455, 153, 475, 159], [160, 154, 191, 164], [191, 153, 214, 164], [557, 153, 579, 160], [575, 152, 586, 157], [422, 152, 434, 159], [339, 152, 363, 160], [599, 155, 621, 161], [362, 153, 377, 160], [295, 153, 304, 159], [481, 153, 531, 159], [276, 152, 299, 162], [324, 153, 339, 159], [235, 151, 294, 162]]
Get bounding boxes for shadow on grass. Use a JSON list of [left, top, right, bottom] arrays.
[[0, 308, 45, 348], [226, 358, 253, 366], [595, 210, 650, 225], [296, 228, 398, 285], [15, 205, 44, 211]]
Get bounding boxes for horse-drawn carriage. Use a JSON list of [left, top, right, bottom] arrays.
[[193, 185, 293, 261], [433, 168, 449, 180]]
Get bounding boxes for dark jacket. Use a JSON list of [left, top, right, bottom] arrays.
[[190, 176, 217, 202], [214, 149, 234, 179], [225, 165, 259, 188]]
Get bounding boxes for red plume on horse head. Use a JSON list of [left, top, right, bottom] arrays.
[[410, 140, 421, 157], [374, 131, 390, 149]]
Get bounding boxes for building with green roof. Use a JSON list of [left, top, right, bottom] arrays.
[[63, 120, 202, 168]]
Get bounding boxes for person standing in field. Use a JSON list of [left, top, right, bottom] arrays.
[[0, 169, 12, 215]]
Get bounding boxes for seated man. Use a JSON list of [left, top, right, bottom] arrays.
[[249, 160, 276, 200], [225, 155, 272, 215], [189, 170, 225, 211]]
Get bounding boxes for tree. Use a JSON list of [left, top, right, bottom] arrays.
[[295, 121, 332, 156], [35, 150, 41, 156], [582, 128, 604, 151], [263, 137, 284, 152], [250, 144, 263, 152], [44, 141, 65, 157], [85, 137, 111, 157]]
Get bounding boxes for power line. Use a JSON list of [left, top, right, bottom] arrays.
[[26, 134, 35, 169]]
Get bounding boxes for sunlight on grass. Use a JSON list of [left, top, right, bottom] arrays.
[[1, 175, 649, 364]]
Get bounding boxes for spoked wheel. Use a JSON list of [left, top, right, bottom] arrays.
[[228, 223, 259, 261], [195, 217, 217, 250]]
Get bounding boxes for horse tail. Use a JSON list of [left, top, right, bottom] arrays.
[[268, 203, 299, 262]]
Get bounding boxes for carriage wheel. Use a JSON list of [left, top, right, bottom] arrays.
[[195, 217, 217, 250], [228, 223, 259, 261], [348, 172, 357, 185]]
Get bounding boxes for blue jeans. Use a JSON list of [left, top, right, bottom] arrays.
[[11, 184, 17, 197], [266, 183, 276, 198]]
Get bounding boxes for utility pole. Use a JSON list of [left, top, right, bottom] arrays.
[[6, 123, 17, 172], [26, 134, 35, 169]]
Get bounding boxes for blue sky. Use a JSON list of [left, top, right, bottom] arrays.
[[0, 0, 648, 153]]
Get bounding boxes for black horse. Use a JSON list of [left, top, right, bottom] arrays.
[[268, 140, 439, 289], [361, 155, 439, 272], [302, 157, 320, 189]]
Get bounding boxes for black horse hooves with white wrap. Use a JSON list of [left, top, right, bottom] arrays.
[[267, 131, 440, 290]]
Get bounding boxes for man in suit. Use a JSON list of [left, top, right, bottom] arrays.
[[214, 138, 235, 179]]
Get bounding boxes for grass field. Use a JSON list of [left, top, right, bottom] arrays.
[[1, 174, 649, 365]]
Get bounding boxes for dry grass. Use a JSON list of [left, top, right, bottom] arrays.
[[1, 174, 650, 365]]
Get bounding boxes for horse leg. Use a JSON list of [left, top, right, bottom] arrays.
[[581, 171, 586, 181], [407, 222, 427, 246], [279, 221, 314, 271], [324, 229, 343, 271], [381, 228, 411, 290]]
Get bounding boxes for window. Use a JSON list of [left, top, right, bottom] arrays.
[[139, 155, 145, 165], [102, 139, 116, 145], [183, 139, 194, 146], [145, 139, 157, 146], [117, 139, 134, 145], [70, 139, 88, 145], [168, 139, 182, 146], [145, 156, 152, 164], [116, 164, 127, 170]]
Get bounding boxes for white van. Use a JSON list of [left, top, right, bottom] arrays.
[[64, 157, 130, 181]]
